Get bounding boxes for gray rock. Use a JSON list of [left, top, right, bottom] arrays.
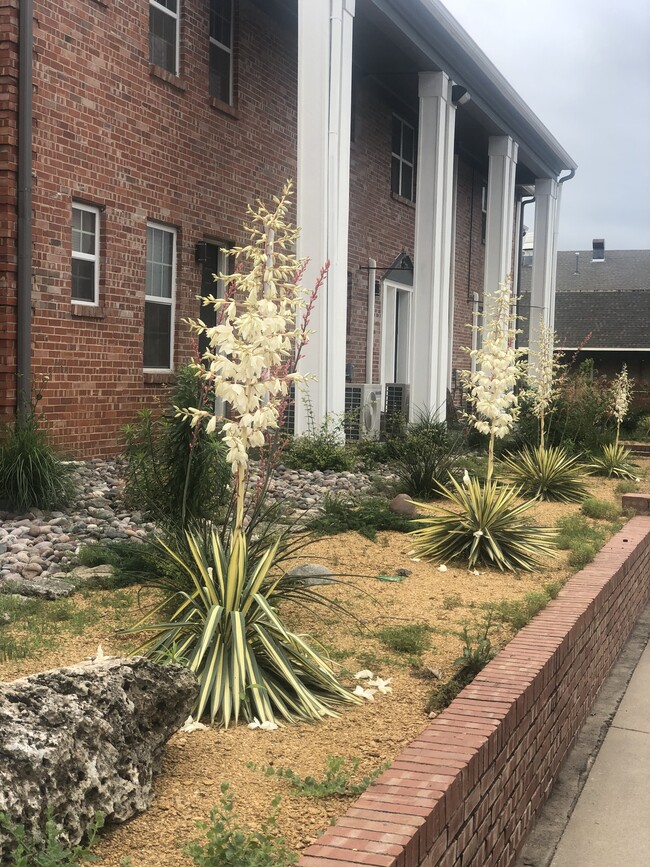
[[67, 564, 114, 583], [0, 657, 197, 858], [285, 563, 336, 586], [0, 573, 75, 599]]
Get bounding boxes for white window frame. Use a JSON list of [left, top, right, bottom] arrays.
[[144, 221, 177, 373], [380, 280, 413, 387], [149, 0, 180, 76], [72, 202, 100, 306], [209, 0, 234, 104], [391, 115, 415, 201]]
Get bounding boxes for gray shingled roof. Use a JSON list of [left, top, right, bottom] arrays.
[[518, 249, 650, 349]]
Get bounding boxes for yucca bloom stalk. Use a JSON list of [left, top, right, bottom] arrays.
[[611, 365, 633, 448], [462, 279, 522, 480], [527, 322, 563, 451]]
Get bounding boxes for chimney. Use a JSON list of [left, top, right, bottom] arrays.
[[592, 238, 605, 261]]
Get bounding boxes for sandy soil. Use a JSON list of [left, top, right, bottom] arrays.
[[1, 462, 647, 866]]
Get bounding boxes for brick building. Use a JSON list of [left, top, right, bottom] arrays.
[[1, 0, 576, 457]]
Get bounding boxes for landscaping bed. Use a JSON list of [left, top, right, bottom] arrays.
[[1, 464, 647, 866]]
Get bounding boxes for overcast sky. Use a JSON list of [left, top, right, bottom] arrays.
[[440, 0, 650, 251]]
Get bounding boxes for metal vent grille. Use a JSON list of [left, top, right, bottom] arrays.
[[344, 385, 363, 441]]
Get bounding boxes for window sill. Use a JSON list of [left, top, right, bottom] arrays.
[[143, 371, 173, 385], [72, 304, 105, 319], [149, 65, 188, 92], [208, 97, 239, 119], [391, 192, 416, 209]]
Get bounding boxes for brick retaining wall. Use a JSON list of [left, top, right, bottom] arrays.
[[299, 516, 650, 867]]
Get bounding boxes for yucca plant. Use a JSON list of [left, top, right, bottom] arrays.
[[498, 444, 589, 503], [410, 476, 556, 571], [130, 528, 355, 726], [589, 442, 638, 480]]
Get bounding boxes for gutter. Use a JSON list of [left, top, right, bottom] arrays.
[[17, 0, 33, 421]]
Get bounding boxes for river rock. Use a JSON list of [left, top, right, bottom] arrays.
[[389, 493, 418, 517], [285, 563, 335, 586], [0, 657, 198, 859]]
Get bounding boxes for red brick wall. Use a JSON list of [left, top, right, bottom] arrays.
[[27, 0, 297, 456], [299, 516, 650, 867], [0, 0, 18, 423]]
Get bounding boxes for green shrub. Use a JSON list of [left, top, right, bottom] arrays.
[[498, 444, 588, 503], [0, 390, 75, 514], [544, 360, 614, 453], [615, 479, 639, 495], [588, 443, 638, 480], [376, 623, 431, 655], [248, 756, 385, 798], [306, 495, 413, 540], [0, 809, 104, 866], [410, 476, 556, 572], [386, 412, 463, 500], [122, 364, 231, 530], [581, 498, 620, 521], [183, 784, 297, 867]]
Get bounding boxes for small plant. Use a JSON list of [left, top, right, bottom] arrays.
[[410, 476, 556, 572], [182, 783, 297, 867], [0, 380, 76, 513], [498, 444, 588, 503], [426, 616, 494, 713], [589, 442, 638, 480], [555, 514, 606, 570], [0, 809, 104, 866], [248, 756, 385, 798], [442, 594, 463, 610], [306, 495, 413, 540], [634, 414, 650, 441], [376, 622, 431, 655], [615, 479, 639, 495], [282, 400, 355, 473], [386, 411, 463, 500], [75, 539, 165, 588], [581, 498, 620, 521], [490, 583, 562, 631]]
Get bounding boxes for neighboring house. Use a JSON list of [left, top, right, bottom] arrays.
[[0, 0, 576, 457], [519, 243, 650, 407]]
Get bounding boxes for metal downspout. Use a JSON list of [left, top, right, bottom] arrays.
[[17, 0, 33, 422]]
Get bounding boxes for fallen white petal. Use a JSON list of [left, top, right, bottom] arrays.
[[411, 558, 421, 562], [354, 669, 374, 680], [180, 716, 208, 733], [438, 564, 448, 573], [95, 644, 105, 661], [367, 677, 393, 694], [353, 685, 376, 701]]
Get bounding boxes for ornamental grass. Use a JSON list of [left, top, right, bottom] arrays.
[[498, 444, 589, 503]]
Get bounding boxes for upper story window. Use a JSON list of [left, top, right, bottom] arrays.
[[72, 203, 100, 305], [391, 115, 415, 201], [144, 222, 176, 371], [149, 0, 179, 75], [209, 0, 233, 104]]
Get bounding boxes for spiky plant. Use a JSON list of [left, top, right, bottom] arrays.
[[130, 528, 355, 726], [410, 476, 556, 572], [589, 442, 638, 480], [498, 444, 589, 503]]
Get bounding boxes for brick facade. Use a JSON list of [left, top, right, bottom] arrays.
[[3, 0, 500, 456], [299, 516, 650, 867]]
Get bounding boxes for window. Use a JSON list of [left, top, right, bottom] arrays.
[[72, 203, 100, 305], [381, 281, 412, 385], [144, 223, 176, 370], [149, 0, 179, 74], [209, 0, 233, 103], [391, 115, 415, 201], [198, 241, 230, 359]]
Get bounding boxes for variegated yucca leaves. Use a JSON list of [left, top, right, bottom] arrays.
[[589, 443, 638, 480], [130, 528, 359, 727], [410, 476, 556, 572], [498, 444, 589, 503]]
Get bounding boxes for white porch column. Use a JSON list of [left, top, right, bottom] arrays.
[[528, 177, 559, 371], [295, 0, 355, 433], [410, 71, 457, 420], [483, 135, 518, 324]]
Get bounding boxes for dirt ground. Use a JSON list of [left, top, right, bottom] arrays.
[[1, 463, 647, 866]]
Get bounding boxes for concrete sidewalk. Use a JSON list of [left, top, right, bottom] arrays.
[[516, 605, 650, 867]]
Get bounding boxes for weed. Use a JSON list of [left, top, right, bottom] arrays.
[[568, 542, 600, 570], [376, 623, 431, 655], [555, 515, 605, 550], [248, 756, 386, 798], [615, 479, 639, 495], [581, 498, 620, 521], [426, 616, 494, 713], [442, 594, 463, 610], [306, 495, 413, 541], [182, 783, 297, 867], [0, 809, 104, 866], [489, 583, 561, 632], [0, 596, 101, 661]]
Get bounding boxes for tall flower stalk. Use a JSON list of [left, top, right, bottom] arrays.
[[462, 279, 522, 480], [527, 322, 563, 451], [611, 364, 633, 448]]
